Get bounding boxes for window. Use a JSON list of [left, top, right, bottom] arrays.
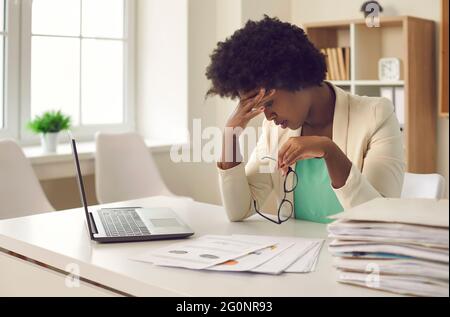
[[0, 0, 135, 143]]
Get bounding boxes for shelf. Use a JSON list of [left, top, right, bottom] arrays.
[[329, 80, 352, 86], [354, 80, 404, 86], [329, 80, 405, 86]]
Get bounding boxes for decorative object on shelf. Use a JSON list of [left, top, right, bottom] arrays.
[[361, 1, 383, 27], [378, 57, 401, 81], [27, 110, 71, 153], [360, 1, 383, 18]]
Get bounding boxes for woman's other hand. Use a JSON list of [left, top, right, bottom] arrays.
[[277, 136, 352, 189], [277, 136, 332, 175]]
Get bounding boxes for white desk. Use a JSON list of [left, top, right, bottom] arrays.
[[0, 196, 395, 297]]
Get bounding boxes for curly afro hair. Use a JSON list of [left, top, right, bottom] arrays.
[[205, 15, 327, 100]]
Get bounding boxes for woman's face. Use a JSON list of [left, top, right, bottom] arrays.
[[261, 89, 313, 130]]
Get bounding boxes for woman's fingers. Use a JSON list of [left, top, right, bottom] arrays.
[[230, 88, 276, 128], [280, 166, 289, 176], [242, 89, 276, 112], [283, 149, 301, 168], [280, 147, 297, 167], [244, 105, 265, 120], [240, 88, 263, 102], [279, 148, 301, 176], [277, 141, 292, 167], [250, 89, 276, 110], [241, 88, 265, 107]]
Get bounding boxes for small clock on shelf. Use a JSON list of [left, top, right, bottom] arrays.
[[378, 57, 401, 81]]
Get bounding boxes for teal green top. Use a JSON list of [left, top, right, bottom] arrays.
[[293, 158, 343, 223]]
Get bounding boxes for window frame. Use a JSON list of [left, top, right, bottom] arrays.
[[0, 0, 20, 140], [18, 0, 136, 145]]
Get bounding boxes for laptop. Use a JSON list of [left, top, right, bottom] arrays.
[[70, 136, 194, 243]]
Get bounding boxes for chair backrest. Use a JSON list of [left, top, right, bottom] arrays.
[[0, 139, 54, 219], [95, 132, 173, 204], [401, 172, 446, 199]]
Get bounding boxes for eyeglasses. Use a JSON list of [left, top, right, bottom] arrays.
[[253, 156, 298, 224]]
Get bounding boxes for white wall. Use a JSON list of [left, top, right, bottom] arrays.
[[135, 0, 223, 204], [136, 0, 188, 143], [292, 0, 449, 198], [242, 0, 292, 22]]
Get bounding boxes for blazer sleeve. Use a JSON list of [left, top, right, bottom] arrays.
[[333, 98, 406, 210], [217, 120, 275, 222]]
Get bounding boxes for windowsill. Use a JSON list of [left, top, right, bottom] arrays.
[[23, 139, 187, 164], [23, 139, 189, 181], [23, 141, 96, 165]]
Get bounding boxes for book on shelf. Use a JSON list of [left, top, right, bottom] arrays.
[[344, 47, 350, 80], [325, 48, 336, 80], [330, 48, 340, 81], [322, 47, 351, 81], [336, 48, 346, 81]]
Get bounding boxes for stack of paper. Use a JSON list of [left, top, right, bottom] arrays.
[[327, 198, 449, 297], [131, 234, 324, 275]]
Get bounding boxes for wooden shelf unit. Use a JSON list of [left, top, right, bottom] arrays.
[[304, 16, 437, 173]]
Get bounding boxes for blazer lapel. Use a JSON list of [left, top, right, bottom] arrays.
[[330, 83, 350, 155]]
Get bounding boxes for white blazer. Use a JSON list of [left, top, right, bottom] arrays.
[[218, 83, 405, 222]]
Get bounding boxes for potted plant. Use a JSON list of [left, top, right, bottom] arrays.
[[27, 110, 71, 153]]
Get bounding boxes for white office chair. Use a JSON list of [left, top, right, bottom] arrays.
[[0, 139, 54, 219], [401, 172, 446, 199], [95, 132, 176, 204]]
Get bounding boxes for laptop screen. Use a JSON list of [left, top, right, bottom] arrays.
[[69, 135, 95, 239]]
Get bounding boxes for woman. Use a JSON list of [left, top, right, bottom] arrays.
[[205, 16, 405, 223]]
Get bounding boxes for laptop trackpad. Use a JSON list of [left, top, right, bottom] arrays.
[[149, 218, 181, 228], [138, 208, 190, 234]]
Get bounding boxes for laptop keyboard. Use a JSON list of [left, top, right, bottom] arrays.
[[98, 209, 150, 237]]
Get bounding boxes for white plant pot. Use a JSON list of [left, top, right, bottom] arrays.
[[40, 132, 59, 153]]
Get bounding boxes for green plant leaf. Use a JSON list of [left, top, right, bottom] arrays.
[[27, 110, 72, 134]]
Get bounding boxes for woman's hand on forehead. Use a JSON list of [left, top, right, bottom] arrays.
[[239, 88, 276, 102]]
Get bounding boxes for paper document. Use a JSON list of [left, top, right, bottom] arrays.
[[284, 241, 324, 273], [330, 198, 449, 228], [132, 235, 276, 270], [338, 271, 449, 297], [207, 239, 295, 272], [131, 234, 324, 274], [327, 198, 449, 297], [333, 257, 449, 281], [228, 235, 323, 274], [328, 220, 449, 246], [329, 240, 449, 263], [327, 234, 447, 249]]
